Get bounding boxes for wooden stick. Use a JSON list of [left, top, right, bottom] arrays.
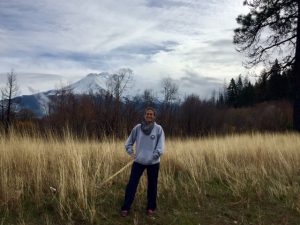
[[96, 160, 133, 188]]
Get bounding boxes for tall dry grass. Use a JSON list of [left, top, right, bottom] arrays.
[[0, 132, 300, 223]]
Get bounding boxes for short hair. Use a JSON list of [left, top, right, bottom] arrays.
[[144, 107, 156, 116]]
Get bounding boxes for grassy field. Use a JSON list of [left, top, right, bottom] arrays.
[[0, 132, 300, 225]]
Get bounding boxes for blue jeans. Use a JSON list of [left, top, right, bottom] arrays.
[[121, 162, 160, 211]]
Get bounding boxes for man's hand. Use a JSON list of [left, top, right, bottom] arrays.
[[130, 153, 136, 160], [153, 153, 160, 160]]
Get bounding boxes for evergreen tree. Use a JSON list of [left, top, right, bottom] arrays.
[[242, 81, 255, 106], [236, 75, 244, 106], [269, 59, 284, 100], [227, 79, 238, 107], [217, 93, 225, 106], [256, 69, 269, 102], [236, 75, 243, 95], [284, 66, 296, 100]]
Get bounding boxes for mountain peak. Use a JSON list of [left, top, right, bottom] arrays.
[[86, 72, 109, 78], [68, 72, 108, 94], [86, 73, 99, 78]]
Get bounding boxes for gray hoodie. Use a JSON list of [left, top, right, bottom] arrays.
[[125, 122, 165, 165]]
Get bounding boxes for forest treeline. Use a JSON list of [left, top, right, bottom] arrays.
[[219, 60, 295, 108], [0, 65, 293, 139], [18, 93, 293, 138]]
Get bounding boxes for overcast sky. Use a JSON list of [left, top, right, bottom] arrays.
[[0, 0, 252, 98]]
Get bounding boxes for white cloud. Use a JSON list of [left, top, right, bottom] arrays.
[[0, 0, 251, 97]]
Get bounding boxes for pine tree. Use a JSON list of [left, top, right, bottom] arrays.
[[227, 79, 238, 107], [236, 75, 244, 106], [269, 59, 284, 99]]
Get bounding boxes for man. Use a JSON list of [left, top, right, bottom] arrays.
[[121, 107, 165, 217]]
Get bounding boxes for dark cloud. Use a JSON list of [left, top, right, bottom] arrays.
[[0, 1, 59, 32], [0, 72, 63, 81], [146, 0, 221, 10], [180, 70, 222, 88], [33, 51, 111, 70], [146, 0, 188, 8], [112, 41, 178, 55], [17, 73, 63, 80], [196, 38, 239, 64], [205, 49, 234, 56], [172, 70, 223, 98], [198, 50, 240, 65], [38, 52, 94, 62], [204, 39, 233, 48], [33, 41, 179, 70]]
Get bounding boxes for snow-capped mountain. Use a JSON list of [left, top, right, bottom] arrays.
[[67, 72, 109, 94], [45, 72, 109, 95], [14, 73, 110, 117]]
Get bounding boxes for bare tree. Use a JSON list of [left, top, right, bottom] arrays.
[[159, 78, 179, 136], [1, 70, 19, 132], [142, 89, 156, 107], [48, 83, 74, 119], [106, 68, 133, 101], [105, 68, 133, 136], [0, 89, 5, 124], [161, 77, 179, 105]]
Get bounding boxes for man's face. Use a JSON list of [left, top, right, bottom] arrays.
[[144, 110, 155, 123]]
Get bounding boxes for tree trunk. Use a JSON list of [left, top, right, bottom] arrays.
[[294, 1, 300, 131], [6, 90, 12, 133]]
